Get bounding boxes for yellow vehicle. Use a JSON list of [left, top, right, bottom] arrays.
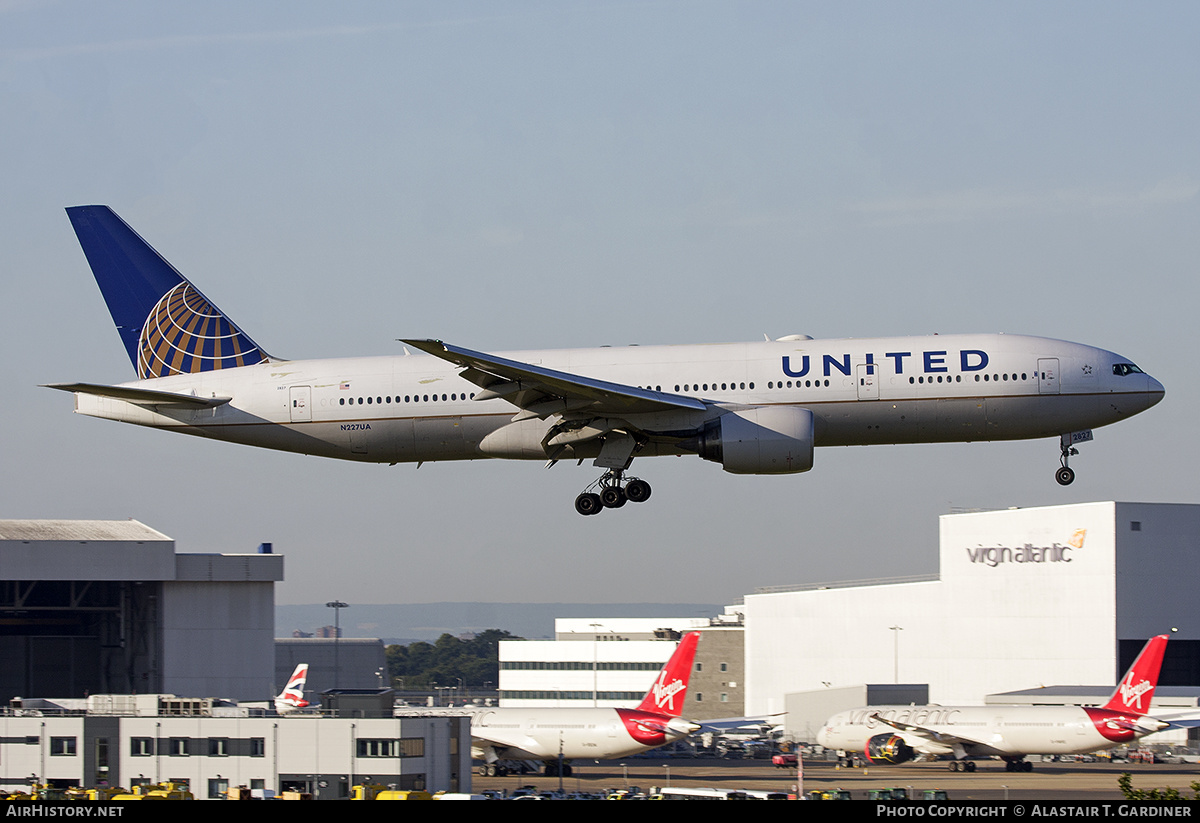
[[351, 784, 432, 800], [110, 781, 194, 800]]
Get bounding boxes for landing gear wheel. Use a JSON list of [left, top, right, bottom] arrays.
[[575, 493, 603, 516], [1055, 466, 1075, 486], [625, 479, 652, 503], [600, 486, 627, 508], [949, 761, 960, 772], [966, 761, 976, 772]]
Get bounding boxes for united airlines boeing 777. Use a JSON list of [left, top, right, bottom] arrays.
[[48, 206, 1164, 514]]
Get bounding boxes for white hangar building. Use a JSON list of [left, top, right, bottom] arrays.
[[743, 502, 1200, 733]]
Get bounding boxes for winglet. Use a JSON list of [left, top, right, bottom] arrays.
[[66, 205, 271, 379], [635, 632, 700, 717], [1103, 634, 1169, 714]]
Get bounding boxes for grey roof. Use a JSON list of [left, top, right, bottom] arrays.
[[0, 519, 171, 542]]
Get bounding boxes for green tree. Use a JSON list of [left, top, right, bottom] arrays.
[[385, 630, 522, 690], [1118, 772, 1200, 800]]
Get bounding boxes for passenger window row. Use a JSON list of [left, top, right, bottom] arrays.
[[339, 392, 477, 406]]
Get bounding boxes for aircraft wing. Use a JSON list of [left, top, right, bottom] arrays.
[[696, 713, 784, 732], [402, 339, 708, 419], [1148, 711, 1200, 729], [43, 382, 232, 408], [871, 713, 993, 753]]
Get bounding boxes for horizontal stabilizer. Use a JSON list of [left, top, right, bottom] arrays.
[[43, 382, 232, 408]]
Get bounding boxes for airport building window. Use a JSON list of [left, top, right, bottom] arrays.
[[501, 661, 660, 672], [209, 738, 229, 757], [130, 737, 153, 757], [168, 737, 189, 756], [250, 738, 265, 758], [501, 690, 644, 701], [50, 737, 76, 756], [208, 778, 229, 800], [358, 739, 398, 758], [357, 738, 425, 758]]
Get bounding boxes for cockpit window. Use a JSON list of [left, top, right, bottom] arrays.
[[1113, 363, 1144, 376]]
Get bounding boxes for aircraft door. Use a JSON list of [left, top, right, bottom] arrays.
[[1037, 359, 1060, 394], [856, 363, 879, 400], [289, 386, 312, 422]]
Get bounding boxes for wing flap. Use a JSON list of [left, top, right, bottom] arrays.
[[401, 339, 707, 417]]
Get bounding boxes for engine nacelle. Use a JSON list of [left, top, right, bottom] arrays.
[[865, 733, 916, 765], [691, 406, 814, 474]]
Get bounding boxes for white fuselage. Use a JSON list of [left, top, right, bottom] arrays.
[[817, 704, 1152, 759], [70, 334, 1163, 465], [398, 705, 695, 762]]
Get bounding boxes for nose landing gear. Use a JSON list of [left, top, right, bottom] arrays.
[[1055, 430, 1092, 486], [574, 469, 653, 515]]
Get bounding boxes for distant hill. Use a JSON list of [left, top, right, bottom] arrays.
[[276, 602, 724, 643]]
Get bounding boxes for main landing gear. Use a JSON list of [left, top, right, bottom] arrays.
[[574, 469, 652, 516], [948, 760, 976, 772], [1005, 758, 1034, 772]]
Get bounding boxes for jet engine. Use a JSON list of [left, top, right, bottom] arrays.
[[864, 733, 916, 765], [689, 406, 814, 474]]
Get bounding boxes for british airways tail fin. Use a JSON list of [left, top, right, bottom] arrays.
[[1102, 634, 1169, 715], [275, 663, 310, 714], [66, 205, 271, 379], [635, 632, 700, 717]]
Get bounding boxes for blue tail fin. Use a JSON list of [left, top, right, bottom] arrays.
[[66, 205, 271, 379]]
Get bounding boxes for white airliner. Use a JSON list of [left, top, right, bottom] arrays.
[[49, 206, 1165, 514], [817, 634, 1172, 772], [275, 663, 310, 714], [396, 632, 701, 776]]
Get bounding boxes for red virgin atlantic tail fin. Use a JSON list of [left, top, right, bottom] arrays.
[[1103, 635, 1169, 714], [635, 632, 700, 717]]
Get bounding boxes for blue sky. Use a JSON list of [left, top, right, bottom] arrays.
[[3, 2, 1197, 612]]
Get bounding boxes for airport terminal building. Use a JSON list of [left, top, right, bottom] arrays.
[[742, 502, 1200, 740], [498, 615, 745, 719]]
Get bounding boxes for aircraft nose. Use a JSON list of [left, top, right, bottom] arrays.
[[1148, 375, 1165, 406]]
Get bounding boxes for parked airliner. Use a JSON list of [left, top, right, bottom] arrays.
[[49, 206, 1164, 514], [396, 632, 701, 776], [274, 663, 310, 714], [817, 635, 1171, 772]]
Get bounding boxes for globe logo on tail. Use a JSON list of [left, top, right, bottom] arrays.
[[138, 282, 266, 378]]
